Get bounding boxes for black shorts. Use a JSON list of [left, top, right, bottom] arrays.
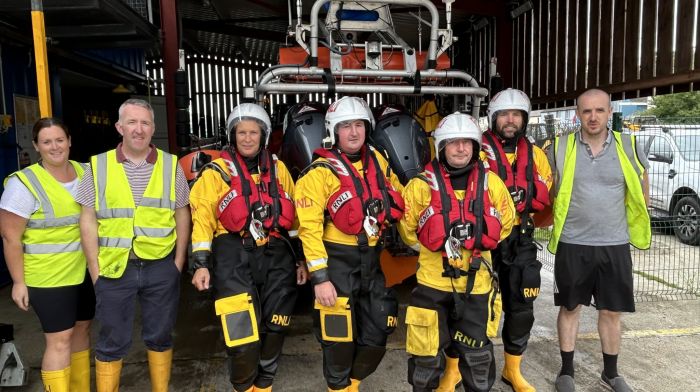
[[553, 242, 635, 312], [28, 272, 96, 333]]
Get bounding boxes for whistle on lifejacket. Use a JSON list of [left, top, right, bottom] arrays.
[[362, 215, 380, 239], [445, 236, 464, 269]]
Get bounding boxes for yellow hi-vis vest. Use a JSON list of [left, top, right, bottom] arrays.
[[548, 131, 651, 253], [92, 149, 177, 278], [5, 161, 87, 287]]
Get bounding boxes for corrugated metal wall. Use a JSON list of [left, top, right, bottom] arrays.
[[147, 54, 388, 139], [466, 0, 700, 109]]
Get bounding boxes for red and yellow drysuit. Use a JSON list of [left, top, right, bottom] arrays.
[[480, 130, 552, 357], [295, 145, 404, 391], [190, 149, 297, 392], [399, 159, 515, 392]]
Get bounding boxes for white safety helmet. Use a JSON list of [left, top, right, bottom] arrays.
[[323, 96, 375, 148], [433, 112, 482, 153], [226, 103, 272, 147], [487, 88, 531, 133]]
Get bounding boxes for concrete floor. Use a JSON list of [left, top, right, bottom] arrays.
[[2, 266, 699, 391]]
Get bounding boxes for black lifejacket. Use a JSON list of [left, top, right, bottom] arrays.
[[216, 148, 295, 234], [482, 130, 550, 214], [309, 145, 404, 236], [416, 159, 502, 252]]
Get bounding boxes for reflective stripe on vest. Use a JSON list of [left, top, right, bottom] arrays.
[[548, 131, 650, 253], [6, 161, 87, 287], [94, 149, 177, 278], [24, 241, 82, 254]]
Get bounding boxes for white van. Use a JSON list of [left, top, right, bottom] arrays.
[[636, 126, 700, 245]]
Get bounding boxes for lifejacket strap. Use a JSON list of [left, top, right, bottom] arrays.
[[357, 232, 373, 292]]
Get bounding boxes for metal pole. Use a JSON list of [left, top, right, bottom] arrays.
[[160, 0, 179, 154], [30, 0, 51, 117]]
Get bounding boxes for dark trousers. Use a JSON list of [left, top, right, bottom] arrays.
[[212, 234, 298, 391], [407, 284, 495, 392], [492, 227, 537, 355], [314, 242, 398, 390], [94, 253, 181, 361]]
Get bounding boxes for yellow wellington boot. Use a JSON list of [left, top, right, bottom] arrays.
[[501, 353, 535, 392], [253, 386, 272, 392], [41, 366, 71, 392], [147, 349, 173, 392], [95, 358, 122, 392], [70, 349, 91, 392], [435, 356, 462, 392], [348, 378, 361, 392], [328, 387, 348, 392]]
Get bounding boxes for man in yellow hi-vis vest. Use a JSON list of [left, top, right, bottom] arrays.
[[549, 89, 650, 392], [76, 99, 191, 392]]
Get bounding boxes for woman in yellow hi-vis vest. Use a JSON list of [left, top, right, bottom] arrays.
[[0, 118, 94, 392]]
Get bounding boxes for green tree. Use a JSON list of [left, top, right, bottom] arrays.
[[644, 91, 700, 118]]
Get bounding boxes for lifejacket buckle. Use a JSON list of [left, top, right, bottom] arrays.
[[510, 188, 525, 204], [252, 203, 271, 221], [450, 223, 472, 241], [366, 199, 383, 217], [362, 215, 380, 239]]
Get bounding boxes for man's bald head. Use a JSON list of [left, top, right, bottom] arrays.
[[576, 89, 611, 111], [576, 88, 612, 137]]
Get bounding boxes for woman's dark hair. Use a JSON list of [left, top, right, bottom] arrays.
[[32, 117, 70, 143]]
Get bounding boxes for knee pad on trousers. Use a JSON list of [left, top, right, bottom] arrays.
[[323, 341, 355, 390], [350, 345, 386, 381], [456, 343, 495, 392], [256, 332, 286, 387], [227, 342, 261, 390], [503, 308, 535, 355], [408, 352, 445, 391]]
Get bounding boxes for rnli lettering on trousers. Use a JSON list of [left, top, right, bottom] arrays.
[[511, 235, 542, 304]]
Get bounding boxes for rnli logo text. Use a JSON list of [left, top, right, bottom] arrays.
[[523, 288, 540, 298], [218, 190, 238, 212], [387, 316, 398, 328], [418, 206, 434, 229], [271, 314, 291, 326], [330, 191, 352, 213], [453, 331, 484, 348], [296, 197, 313, 208]]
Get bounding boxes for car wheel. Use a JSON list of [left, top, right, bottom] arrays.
[[673, 196, 700, 245]]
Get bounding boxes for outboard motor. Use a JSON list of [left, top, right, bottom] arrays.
[[371, 104, 431, 185], [178, 149, 222, 187], [279, 102, 327, 179]]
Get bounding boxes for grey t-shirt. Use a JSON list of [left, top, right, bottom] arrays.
[[557, 131, 648, 246]]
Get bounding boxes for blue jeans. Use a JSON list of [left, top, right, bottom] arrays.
[[94, 253, 181, 361]]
